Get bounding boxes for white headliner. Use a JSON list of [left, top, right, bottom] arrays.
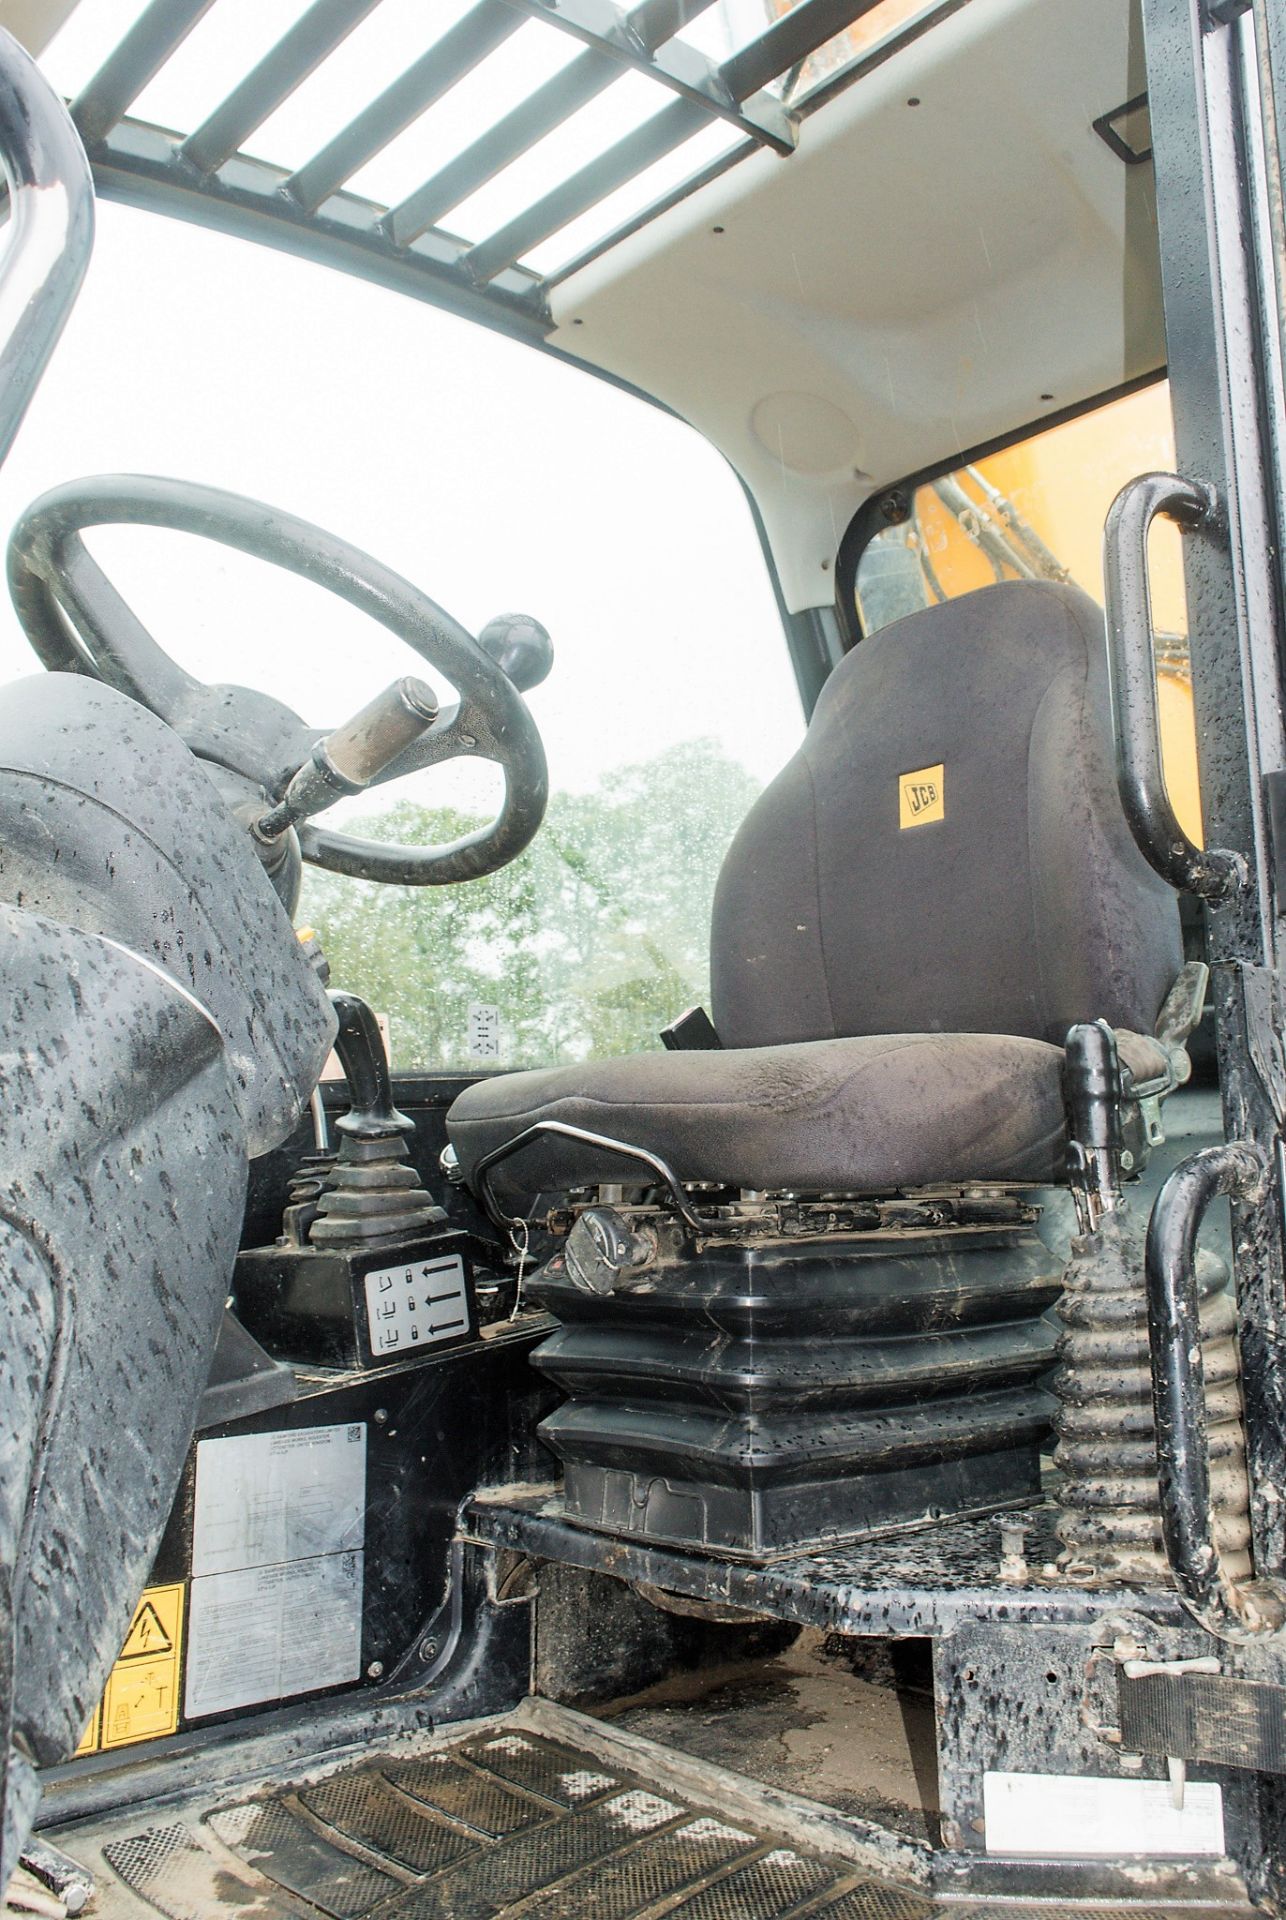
[[551, 0, 1162, 612]]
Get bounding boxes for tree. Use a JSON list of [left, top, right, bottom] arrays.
[[298, 738, 761, 1070]]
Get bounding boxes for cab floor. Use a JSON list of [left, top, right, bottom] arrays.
[[51, 1719, 933, 1920], [44, 1714, 1258, 1920]]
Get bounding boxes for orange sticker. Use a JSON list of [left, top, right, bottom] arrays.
[[898, 763, 945, 828]]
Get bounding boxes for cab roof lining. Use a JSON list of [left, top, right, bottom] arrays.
[[550, 0, 1166, 611]]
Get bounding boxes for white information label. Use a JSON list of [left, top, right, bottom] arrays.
[[467, 1002, 502, 1060], [184, 1551, 363, 1720], [364, 1253, 469, 1357], [191, 1423, 366, 1577], [186, 1424, 368, 1722], [983, 1772, 1225, 1857]]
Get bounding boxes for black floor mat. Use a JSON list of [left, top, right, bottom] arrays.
[[98, 1724, 929, 1919]]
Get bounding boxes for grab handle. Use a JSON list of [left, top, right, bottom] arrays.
[[0, 28, 94, 470], [1103, 473, 1244, 901], [1145, 1140, 1285, 1638]]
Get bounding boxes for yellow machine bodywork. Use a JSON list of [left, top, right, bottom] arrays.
[[916, 383, 1203, 845]]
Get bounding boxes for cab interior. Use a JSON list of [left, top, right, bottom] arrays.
[[0, 2, 1281, 1918]]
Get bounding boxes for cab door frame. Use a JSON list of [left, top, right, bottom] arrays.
[[1143, 0, 1286, 1596]]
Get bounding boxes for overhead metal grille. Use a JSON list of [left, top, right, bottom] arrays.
[[59, 0, 965, 342]]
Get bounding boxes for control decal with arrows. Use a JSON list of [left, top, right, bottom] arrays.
[[364, 1254, 471, 1357]]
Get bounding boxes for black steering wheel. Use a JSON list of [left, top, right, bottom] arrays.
[[6, 474, 549, 886]]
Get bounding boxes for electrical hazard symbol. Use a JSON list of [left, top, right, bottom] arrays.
[[119, 1597, 174, 1659], [75, 1583, 185, 1754]]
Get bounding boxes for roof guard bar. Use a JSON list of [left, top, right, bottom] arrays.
[[68, 0, 962, 312], [288, 2, 525, 216], [179, 0, 383, 177], [71, 0, 216, 146], [461, 0, 899, 282], [0, 27, 94, 471], [1145, 1141, 1286, 1640], [384, 43, 630, 248], [382, 0, 772, 253], [463, 94, 710, 282], [1103, 471, 1246, 901]]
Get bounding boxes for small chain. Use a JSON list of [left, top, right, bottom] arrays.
[[508, 1216, 530, 1320]]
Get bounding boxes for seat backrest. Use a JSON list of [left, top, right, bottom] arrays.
[[711, 580, 1181, 1049]]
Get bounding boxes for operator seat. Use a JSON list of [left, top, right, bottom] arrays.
[[447, 580, 1182, 1201]]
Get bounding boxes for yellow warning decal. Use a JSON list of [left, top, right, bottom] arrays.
[[899, 763, 945, 829], [76, 1583, 184, 1754]]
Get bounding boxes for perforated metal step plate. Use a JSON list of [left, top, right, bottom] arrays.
[[60, 1722, 934, 1920]]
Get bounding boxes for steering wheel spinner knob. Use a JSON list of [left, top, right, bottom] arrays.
[[478, 612, 554, 692]]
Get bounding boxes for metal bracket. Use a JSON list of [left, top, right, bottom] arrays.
[[1137, 1091, 1167, 1150], [471, 1118, 726, 1237], [1063, 1020, 1127, 1233]]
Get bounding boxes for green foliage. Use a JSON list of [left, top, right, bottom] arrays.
[[298, 737, 761, 1069]]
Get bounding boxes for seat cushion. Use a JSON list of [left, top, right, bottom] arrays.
[[448, 1031, 1068, 1205]]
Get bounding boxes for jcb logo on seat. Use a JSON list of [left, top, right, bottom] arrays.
[[899, 763, 945, 828]]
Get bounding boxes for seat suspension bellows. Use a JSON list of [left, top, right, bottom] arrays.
[[526, 1196, 1060, 1561], [1051, 1020, 1252, 1585], [1051, 1203, 1251, 1583]]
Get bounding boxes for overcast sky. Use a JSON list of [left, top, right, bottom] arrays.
[[0, 1, 808, 825]]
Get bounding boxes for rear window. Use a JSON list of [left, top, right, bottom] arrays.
[[850, 381, 1201, 846]]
